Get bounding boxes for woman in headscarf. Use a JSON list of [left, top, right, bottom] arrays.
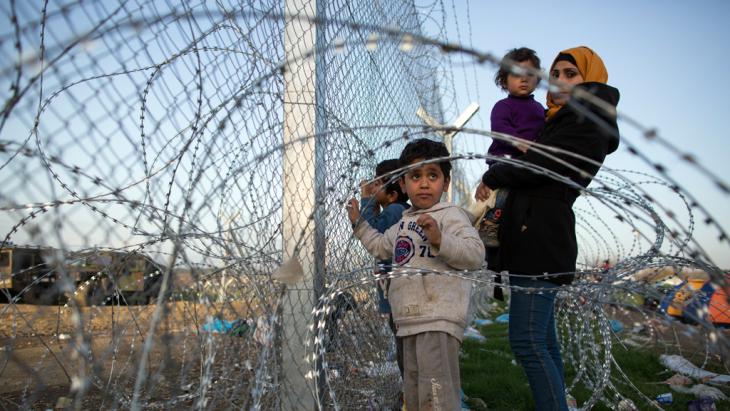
[[476, 46, 620, 410]]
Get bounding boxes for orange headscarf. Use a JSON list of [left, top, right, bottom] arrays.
[[545, 46, 608, 120]]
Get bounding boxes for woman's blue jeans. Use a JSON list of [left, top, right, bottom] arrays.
[[509, 276, 568, 411]]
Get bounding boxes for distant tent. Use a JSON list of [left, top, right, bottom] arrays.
[[660, 273, 730, 325], [633, 266, 676, 283]]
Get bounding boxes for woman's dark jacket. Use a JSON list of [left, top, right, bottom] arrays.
[[481, 82, 620, 284]]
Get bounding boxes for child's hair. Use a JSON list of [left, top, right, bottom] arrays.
[[375, 159, 409, 202], [398, 138, 451, 178], [494, 47, 541, 91]]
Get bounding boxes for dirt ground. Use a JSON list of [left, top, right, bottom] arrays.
[[0, 300, 256, 339], [0, 301, 268, 409], [0, 296, 400, 410], [7, 299, 728, 410]]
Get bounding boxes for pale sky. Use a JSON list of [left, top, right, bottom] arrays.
[[437, 0, 730, 267], [2, 1, 728, 268]]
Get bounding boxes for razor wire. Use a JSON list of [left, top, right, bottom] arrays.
[[0, 0, 729, 410], [0, 1, 448, 409]]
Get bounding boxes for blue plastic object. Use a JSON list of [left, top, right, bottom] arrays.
[[609, 319, 624, 333]]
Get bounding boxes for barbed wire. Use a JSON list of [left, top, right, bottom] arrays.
[[0, 1, 728, 410]]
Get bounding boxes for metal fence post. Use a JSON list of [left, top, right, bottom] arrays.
[[282, 0, 325, 408]]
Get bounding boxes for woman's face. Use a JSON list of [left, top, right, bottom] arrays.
[[549, 60, 584, 105]]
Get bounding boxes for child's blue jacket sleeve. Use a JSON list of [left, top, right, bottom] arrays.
[[360, 198, 405, 233]]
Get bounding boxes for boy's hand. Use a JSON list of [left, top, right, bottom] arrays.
[[416, 213, 441, 248], [475, 182, 492, 201], [346, 198, 361, 226]]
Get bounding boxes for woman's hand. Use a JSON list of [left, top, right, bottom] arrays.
[[416, 213, 441, 248], [475, 182, 492, 201], [346, 198, 361, 226]]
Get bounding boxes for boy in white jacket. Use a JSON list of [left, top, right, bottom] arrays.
[[347, 138, 484, 410]]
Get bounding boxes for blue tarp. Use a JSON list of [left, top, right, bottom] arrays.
[[609, 319, 624, 333], [201, 317, 250, 336]]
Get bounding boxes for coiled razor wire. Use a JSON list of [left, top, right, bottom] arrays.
[[0, 1, 729, 410]]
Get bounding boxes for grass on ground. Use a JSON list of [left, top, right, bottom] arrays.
[[460, 317, 727, 410]]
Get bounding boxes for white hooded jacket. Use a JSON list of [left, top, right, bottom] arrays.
[[354, 202, 485, 340]]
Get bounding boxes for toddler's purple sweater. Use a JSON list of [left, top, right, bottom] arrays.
[[488, 94, 545, 162]]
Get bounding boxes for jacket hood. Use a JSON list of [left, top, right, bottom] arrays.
[[403, 201, 458, 216], [571, 82, 620, 154]]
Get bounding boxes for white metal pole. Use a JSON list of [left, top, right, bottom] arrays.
[[282, 0, 320, 408]]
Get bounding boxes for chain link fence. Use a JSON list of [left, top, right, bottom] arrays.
[[0, 0, 454, 409], [3, 1, 730, 410]]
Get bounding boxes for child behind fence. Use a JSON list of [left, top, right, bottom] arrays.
[[358, 159, 410, 380], [478, 46, 544, 243], [347, 138, 484, 410]]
